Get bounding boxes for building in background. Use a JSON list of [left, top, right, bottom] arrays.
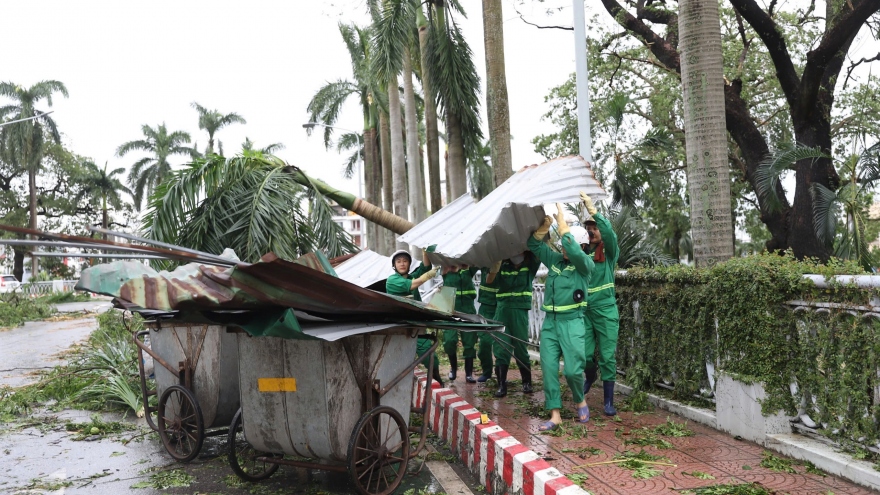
[[330, 202, 366, 249]]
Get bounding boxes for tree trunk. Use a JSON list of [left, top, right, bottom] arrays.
[[13, 248, 24, 282], [482, 0, 514, 186], [363, 127, 379, 252], [789, 121, 837, 259], [379, 112, 395, 254], [402, 48, 426, 223], [388, 78, 409, 251], [446, 111, 467, 201], [678, 0, 733, 267], [419, 8, 442, 213], [29, 167, 39, 277]]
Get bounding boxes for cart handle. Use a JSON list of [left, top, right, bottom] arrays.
[[375, 333, 440, 397], [133, 330, 178, 376]]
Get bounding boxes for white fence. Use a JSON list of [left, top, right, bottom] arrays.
[[19, 280, 79, 296]]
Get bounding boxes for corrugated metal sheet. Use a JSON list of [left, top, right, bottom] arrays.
[[399, 155, 606, 267], [334, 250, 394, 288]]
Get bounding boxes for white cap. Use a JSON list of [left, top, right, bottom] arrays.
[[569, 226, 590, 245], [390, 249, 412, 266]]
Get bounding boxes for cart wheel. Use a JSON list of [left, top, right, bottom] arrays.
[[228, 408, 280, 482], [347, 405, 411, 495], [157, 385, 204, 462]]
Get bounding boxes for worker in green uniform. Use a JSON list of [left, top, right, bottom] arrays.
[[385, 249, 442, 386], [579, 192, 621, 416], [441, 266, 479, 382], [528, 204, 595, 431], [487, 250, 540, 397], [475, 267, 500, 382]]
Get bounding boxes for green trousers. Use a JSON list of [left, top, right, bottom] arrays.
[[540, 313, 591, 410], [417, 336, 439, 374], [442, 330, 476, 359], [585, 304, 619, 382], [492, 303, 531, 371], [476, 304, 496, 373]]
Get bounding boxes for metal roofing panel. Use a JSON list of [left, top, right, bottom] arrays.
[[399, 155, 606, 267], [334, 250, 394, 288]]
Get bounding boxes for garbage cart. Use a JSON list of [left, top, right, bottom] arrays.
[[227, 327, 438, 495], [134, 320, 240, 462]]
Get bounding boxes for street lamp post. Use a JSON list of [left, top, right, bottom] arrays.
[[0, 111, 54, 128]]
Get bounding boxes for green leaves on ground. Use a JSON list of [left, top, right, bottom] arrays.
[[64, 414, 133, 440], [0, 292, 54, 328], [131, 469, 194, 490], [679, 483, 772, 495]]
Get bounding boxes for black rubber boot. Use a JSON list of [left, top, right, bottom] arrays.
[[583, 364, 598, 395], [448, 354, 458, 381], [519, 365, 533, 394], [495, 365, 509, 397], [464, 358, 476, 383], [603, 381, 617, 416], [431, 366, 444, 388], [477, 366, 493, 382]]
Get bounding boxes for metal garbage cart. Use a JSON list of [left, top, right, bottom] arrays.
[[134, 319, 241, 462], [227, 327, 438, 495]]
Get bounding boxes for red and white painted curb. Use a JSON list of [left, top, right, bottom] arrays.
[[413, 371, 589, 495]]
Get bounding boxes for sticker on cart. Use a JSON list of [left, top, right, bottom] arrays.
[[258, 378, 297, 392]]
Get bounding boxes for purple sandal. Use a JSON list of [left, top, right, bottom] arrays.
[[577, 404, 590, 423], [538, 420, 559, 432]]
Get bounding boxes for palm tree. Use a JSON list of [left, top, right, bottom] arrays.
[[0, 80, 68, 276], [482, 0, 513, 187], [116, 123, 193, 210], [191, 102, 246, 156], [75, 161, 131, 232], [242, 137, 284, 154], [417, 5, 442, 212], [143, 153, 359, 262]]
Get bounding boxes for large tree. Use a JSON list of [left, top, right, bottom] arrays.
[[75, 161, 131, 232], [0, 80, 68, 276], [116, 123, 193, 210], [482, 0, 514, 187], [191, 102, 246, 156], [593, 0, 880, 259]]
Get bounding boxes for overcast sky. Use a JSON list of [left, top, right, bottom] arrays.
[[1, 0, 591, 203]]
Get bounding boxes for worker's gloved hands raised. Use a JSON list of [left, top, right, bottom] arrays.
[[489, 260, 502, 274], [579, 191, 597, 215], [415, 268, 438, 284], [425, 244, 437, 253], [533, 215, 553, 240], [555, 203, 570, 236]]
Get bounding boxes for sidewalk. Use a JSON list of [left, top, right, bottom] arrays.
[[442, 366, 875, 495]]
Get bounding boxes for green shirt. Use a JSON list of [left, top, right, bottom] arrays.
[[586, 212, 619, 309], [442, 267, 478, 314], [477, 267, 500, 306], [385, 262, 432, 301], [495, 256, 541, 310], [528, 232, 595, 317]]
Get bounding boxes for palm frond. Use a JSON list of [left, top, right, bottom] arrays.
[[610, 207, 676, 267], [810, 182, 840, 247], [755, 144, 827, 213]]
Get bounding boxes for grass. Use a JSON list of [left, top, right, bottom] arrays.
[[0, 310, 145, 421]]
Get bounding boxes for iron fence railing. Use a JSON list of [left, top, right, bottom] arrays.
[[19, 280, 79, 296]]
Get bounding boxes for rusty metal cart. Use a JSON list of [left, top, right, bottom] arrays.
[[227, 328, 439, 495], [134, 319, 241, 462]]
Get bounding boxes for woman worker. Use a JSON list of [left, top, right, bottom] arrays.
[[528, 204, 595, 431], [487, 250, 541, 397], [441, 265, 479, 382], [385, 248, 442, 386], [579, 192, 621, 416]]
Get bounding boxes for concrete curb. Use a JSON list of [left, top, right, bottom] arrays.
[[413, 371, 589, 495]]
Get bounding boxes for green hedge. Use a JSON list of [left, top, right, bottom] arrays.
[[616, 253, 880, 446]]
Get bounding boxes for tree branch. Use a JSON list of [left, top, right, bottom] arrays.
[[511, 3, 572, 31], [842, 51, 880, 90], [597, 0, 681, 72]]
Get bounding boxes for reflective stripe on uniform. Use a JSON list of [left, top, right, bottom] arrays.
[[542, 301, 588, 312], [456, 290, 477, 295], [550, 265, 577, 275], [496, 291, 533, 298], [587, 283, 615, 293], [500, 267, 530, 276], [479, 286, 499, 293]]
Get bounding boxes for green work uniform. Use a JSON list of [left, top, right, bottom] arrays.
[[585, 212, 620, 382], [528, 232, 595, 410], [476, 268, 500, 375], [441, 268, 478, 359], [492, 256, 540, 370], [386, 262, 438, 373]]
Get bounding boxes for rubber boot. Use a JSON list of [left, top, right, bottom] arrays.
[[464, 358, 476, 383], [495, 365, 509, 397], [603, 381, 617, 416], [477, 366, 493, 382], [431, 366, 444, 388], [519, 365, 533, 394], [583, 364, 598, 395], [448, 354, 458, 381]]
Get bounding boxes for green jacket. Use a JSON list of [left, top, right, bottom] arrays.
[[442, 267, 478, 314], [385, 262, 432, 301], [528, 232, 595, 319], [587, 212, 619, 309], [494, 255, 540, 310], [477, 267, 500, 306]]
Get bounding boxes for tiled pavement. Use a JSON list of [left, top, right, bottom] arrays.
[[442, 366, 875, 495]]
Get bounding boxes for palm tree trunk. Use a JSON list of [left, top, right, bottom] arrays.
[[29, 167, 38, 277], [379, 112, 395, 254], [418, 7, 442, 212], [388, 78, 408, 250], [482, 0, 514, 186], [13, 248, 24, 282], [446, 111, 467, 200], [678, 0, 733, 267], [402, 47, 426, 224], [363, 127, 379, 252]]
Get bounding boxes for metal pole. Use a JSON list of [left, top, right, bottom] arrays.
[[0, 111, 54, 128], [572, 0, 593, 163]]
